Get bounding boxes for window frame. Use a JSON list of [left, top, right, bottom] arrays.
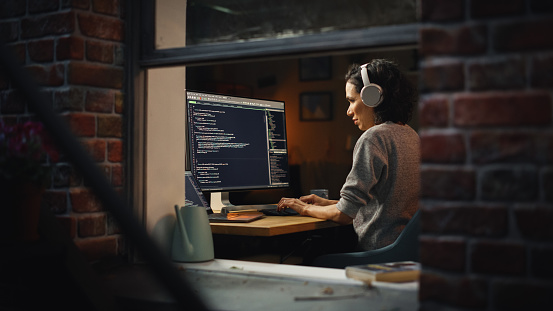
[[139, 1, 419, 68], [127, 0, 420, 256]]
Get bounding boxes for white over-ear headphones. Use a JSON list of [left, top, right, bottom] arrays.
[[360, 63, 383, 108]]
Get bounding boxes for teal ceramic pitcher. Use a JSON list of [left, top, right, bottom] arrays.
[[172, 204, 214, 262]]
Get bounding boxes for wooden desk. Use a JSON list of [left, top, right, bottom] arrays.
[[210, 215, 339, 236]]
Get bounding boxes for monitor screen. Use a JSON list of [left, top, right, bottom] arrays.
[[186, 90, 290, 193]]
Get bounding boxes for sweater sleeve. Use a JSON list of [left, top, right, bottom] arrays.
[[336, 132, 387, 218]]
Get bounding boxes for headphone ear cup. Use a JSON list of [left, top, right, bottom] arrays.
[[360, 83, 383, 108]]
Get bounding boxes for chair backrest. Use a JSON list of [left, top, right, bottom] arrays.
[[390, 209, 421, 259], [312, 209, 421, 269]]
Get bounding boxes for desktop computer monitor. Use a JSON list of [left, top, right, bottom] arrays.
[[185, 90, 290, 211]]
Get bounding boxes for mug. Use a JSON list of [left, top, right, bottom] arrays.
[[310, 189, 329, 199]]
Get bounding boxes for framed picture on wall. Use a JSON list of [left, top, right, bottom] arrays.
[[300, 92, 333, 121], [299, 56, 332, 81]]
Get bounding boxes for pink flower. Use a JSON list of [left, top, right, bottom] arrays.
[[0, 121, 59, 185]]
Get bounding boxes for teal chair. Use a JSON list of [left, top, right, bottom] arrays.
[[312, 210, 421, 269]]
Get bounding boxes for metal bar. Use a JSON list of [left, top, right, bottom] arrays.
[[0, 42, 209, 311]]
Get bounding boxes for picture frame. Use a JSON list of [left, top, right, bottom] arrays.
[[300, 92, 333, 121], [299, 56, 332, 81]]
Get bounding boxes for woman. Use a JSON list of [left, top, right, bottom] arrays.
[[278, 59, 420, 251]]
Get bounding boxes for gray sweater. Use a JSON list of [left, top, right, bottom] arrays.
[[336, 122, 420, 251]]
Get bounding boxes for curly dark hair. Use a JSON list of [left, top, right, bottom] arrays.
[[345, 59, 417, 125]]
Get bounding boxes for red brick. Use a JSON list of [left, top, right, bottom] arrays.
[[0, 1, 26, 18], [74, 236, 118, 261], [420, 131, 465, 163], [492, 279, 553, 311], [420, 96, 450, 128], [421, 205, 508, 236], [81, 139, 106, 162], [421, 61, 464, 92], [78, 214, 106, 237], [515, 206, 553, 240], [494, 18, 553, 52], [86, 40, 114, 63], [471, 0, 525, 18], [25, 64, 65, 86], [94, 164, 112, 185], [78, 13, 124, 42], [93, 0, 120, 16], [531, 53, 553, 88], [63, 113, 95, 137], [29, 0, 60, 14], [468, 58, 526, 91], [453, 92, 552, 127], [471, 240, 526, 275], [114, 91, 124, 113], [0, 21, 19, 43], [86, 89, 114, 112], [54, 87, 85, 111], [42, 190, 68, 214], [470, 131, 542, 164], [108, 140, 123, 162], [421, 167, 476, 200], [68, 62, 123, 88], [57, 35, 85, 60], [467, 205, 509, 236], [28, 39, 55, 63], [97, 115, 122, 138], [419, 272, 488, 308], [111, 164, 123, 186], [21, 11, 75, 39], [52, 162, 81, 188], [107, 214, 121, 235], [420, 25, 487, 56], [70, 188, 103, 213], [420, 0, 464, 22], [481, 167, 538, 201], [419, 272, 447, 303], [114, 43, 124, 64], [420, 236, 466, 271]]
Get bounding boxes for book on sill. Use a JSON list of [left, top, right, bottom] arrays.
[[345, 261, 420, 284]]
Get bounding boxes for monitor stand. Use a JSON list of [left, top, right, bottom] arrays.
[[210, 192, 277, 214]]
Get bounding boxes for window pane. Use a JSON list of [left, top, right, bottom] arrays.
[[185, 0, 417, 46]]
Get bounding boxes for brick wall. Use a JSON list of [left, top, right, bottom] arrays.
[[419, 0, 553, 310], [0, 0, 126, 262]]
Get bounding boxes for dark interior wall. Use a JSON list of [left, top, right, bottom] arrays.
[[186, 48, 419, 199]]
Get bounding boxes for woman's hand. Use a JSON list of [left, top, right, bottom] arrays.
[[277, 197, 310, 215], [299, 194, 335, 206], [277, 196, 351, 224]]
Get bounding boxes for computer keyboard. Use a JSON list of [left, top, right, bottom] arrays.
[[259, 208, 299, 216], [219, 204, 299, 216]]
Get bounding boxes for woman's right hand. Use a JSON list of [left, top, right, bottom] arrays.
[[299, 194, 332, 206]]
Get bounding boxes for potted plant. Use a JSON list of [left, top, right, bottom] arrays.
[[0, 120, 59, 242]]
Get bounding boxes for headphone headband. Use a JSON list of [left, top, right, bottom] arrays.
[[360, 63, 371, 86], [359, 63, 383, 108]]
